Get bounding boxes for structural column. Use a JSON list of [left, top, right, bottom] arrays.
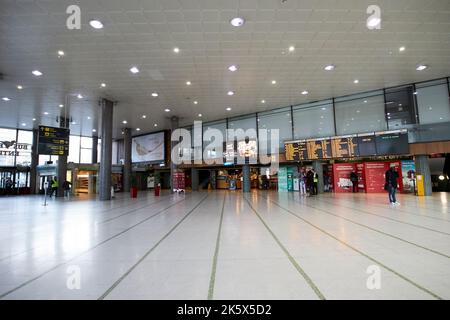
[[123, 128, 132, 193], [415, 154, 432, 196], [191, 168, 199, 191], [170, 116, 179, 193], [99, 99, 113, 201], [92, 135, 98, 164], [312, 160, 324, 194], [242, 164, 251, 193], [57, 117, 69, 198], [30, 129, 39, 194]]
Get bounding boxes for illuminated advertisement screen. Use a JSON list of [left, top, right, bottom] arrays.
[[132, 132, 165, 163], [237, 140, 257, 158]]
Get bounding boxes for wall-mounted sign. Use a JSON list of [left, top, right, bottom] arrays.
[[38, 126, 70, 156], [132, 132, 165, 163]]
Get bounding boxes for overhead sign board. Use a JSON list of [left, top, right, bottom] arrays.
[[38, 126, 70, 156]]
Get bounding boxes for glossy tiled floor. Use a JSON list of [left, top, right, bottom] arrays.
[[0, 190, 449, 300]]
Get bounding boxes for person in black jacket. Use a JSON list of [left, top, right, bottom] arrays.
[[385, 165, 400, 205], [350, 171, 358, 193]]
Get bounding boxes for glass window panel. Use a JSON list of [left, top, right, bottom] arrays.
[[335, 92, 386, 135], [293, 100, 334, 139], [416, 79, 450, 124], [258, 107, 292, 153], [80, 148, 92, 164], [112, 141, 118, 165], [227, 115, 257, 143], [97, 138, 101, 163], [0, 128, 17, 166], [80, 136, 92, 149], [203, 120, 226, 160], [68, 135, 80, 163], [38, 155, 51, 166], [16, 130, 33, 166], [385, 85, 418, 129]]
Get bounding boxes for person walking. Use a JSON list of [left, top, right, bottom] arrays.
[[312, 169, 319, 195], [49, 177, 58, 198], [350, 170, 358, 193], [299, 170, 307, 195], [63, 180, 72, 198], [385, 165, 400, 205], [5, 177, 13, 196], [306, 169, 313, 196]]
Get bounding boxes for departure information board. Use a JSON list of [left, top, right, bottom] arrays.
[[285, 130, 408, 161], [331, 137, 358, 158], [38, 126, 70, 156]]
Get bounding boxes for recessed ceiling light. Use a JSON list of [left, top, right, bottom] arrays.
[[17, 85, 23, 90], [399, 46, 406, 52], [32, 118, 36, 121], [413, 91, 418, 95], [130, 66, 139, 74], [122, 120, 127, 124], [230, 17, 245, 27], [2, 97, 10, 101], [44, 112, 49, 115], [77, 94, 83, 99], [32, 70, 43, 76], [227, 91, 234, 96], [194, 101, 198, 104], [301, 90, 308, 95], [164, 108, 171, 112], [226, 107, 232, 111], [154, 123, 158, 127], [324, 65, 335, 71], [101, 83, 106, 88], [59, 104, 64, 108], [87, 116, 91, 120], [364, 100, 368, 103], [92, 129, 97, 132], [151, 92, 158, 97], [57, 50, 65, 57], [198, 113, 202, 117], [228, 65, 238, 72], [142, 115, 147, 119], [289, 46, 295, 52], [186, 81, 191, 86], [89, 20, 104, 29], [354, 79, 359, 84], [261, 100, 266, 104], [21, 123, 26, 126], [136, 128, 141, 131], [173, 47, 180, 53], [416, 64, 428, 71], [271, 80, 277, 85]]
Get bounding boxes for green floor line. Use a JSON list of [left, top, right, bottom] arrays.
[[264, 195, 443, 300], [0, 196, 190, 300], [98, 193, 210, 300], [244, 196, 326, 300], [207, 193, 226, 300]]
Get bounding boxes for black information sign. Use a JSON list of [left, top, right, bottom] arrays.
[[375, 132, 409, 155], [357, 134, 377, 156], [38, 126, 70, 156]]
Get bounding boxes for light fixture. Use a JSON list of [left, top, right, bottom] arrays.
[[154, 123, 158, 127], [2, 97, 10, 101], [173, 47, 180, 53], [230, 17, 245, 27], [288, 46, 295, 52], [164, 108, 171, 112], [186, 81, 191, 86], [21, 123, 26, 126], [59, 104, 64, 108], [226, 107, 232, 111], [227, 91, 234, 96], [92, 129, 97, 133], [364, 100, 368, 103], [399, 46, 406, 52], [413, 91, 418, 95], [271, 80, 277, 85], [261, 100, 266, 104], [44, 112, 49, 115], [130, 66, 140, 74], [101, 83, 106, 88], [324, 65, 335, 71], [17, 85, 23, 90], [122, 120, 127, 124], [57, 50, 65, 57], [301, 90, 308, 95], [194, 101, 198, 105], [228, 65, 238, 72], [354, 79, 359, 84], [89, 20, 104, 29], [142, 115, 147, 119], [32, 118, 36, 121], [87, 116, 91, 120], [77, 94, 83, 99], [151, 92, 158, 97], [439, 175, 445, 181], [416, 64, 428, 71], [32, 70, 43, 76], [198, 114, 202, 117], [136, 128, 141, 131]]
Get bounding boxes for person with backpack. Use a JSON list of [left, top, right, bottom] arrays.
[[385, 165, 400, 206]]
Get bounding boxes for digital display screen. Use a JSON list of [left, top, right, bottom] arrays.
[[285, 141, 307, 161], [237, 140, 257, 158], [375, 132, 409, 155], [132, 132, 165, 163], [307, 139, 332, 160], [357, 135, 377, 156], [331, 137, 358, 158]]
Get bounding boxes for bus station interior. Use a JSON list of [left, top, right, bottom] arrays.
[[1, 0, 450, 300]]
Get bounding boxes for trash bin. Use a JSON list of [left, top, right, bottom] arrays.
[[154, 183, 161, 197], [130, 186, 138, 198]]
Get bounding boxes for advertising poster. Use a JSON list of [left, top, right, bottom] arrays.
[[401, 160, 416, 193], [356, 162, 365, 192], [132, 132, 165, 163], [332, 163, 356, 193], [364, 161, 403, 193], [278, 167, 288, 192]]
